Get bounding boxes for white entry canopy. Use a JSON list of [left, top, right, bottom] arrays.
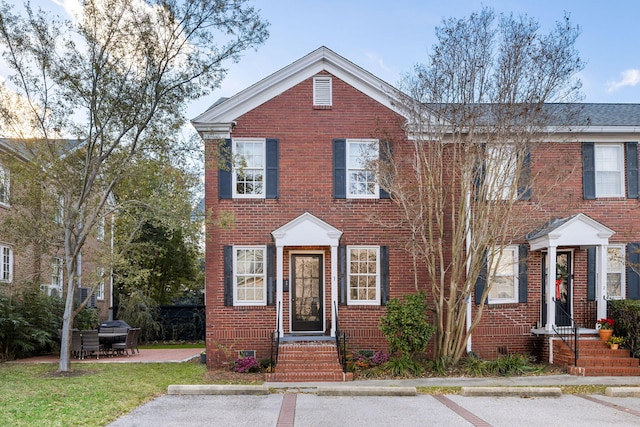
[[271, 212, 342, 246], [527, 213, 614, 251]]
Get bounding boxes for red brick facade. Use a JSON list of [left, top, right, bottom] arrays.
[[196, 48, 640, 366]]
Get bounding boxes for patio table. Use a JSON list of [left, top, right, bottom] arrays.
[[98, 332, 128, 354]]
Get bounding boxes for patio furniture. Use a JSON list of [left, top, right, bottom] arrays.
[[112, 328, 140, 356], [81, 330, 102, 359], [98, 329, 129, 356], [71, 329, 83, 359]]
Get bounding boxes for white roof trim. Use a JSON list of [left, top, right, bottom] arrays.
[[191, 46, 406, 131], [528, 213, 615, 251], [272, 212, 342, 247]]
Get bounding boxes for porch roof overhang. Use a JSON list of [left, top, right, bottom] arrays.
[[271, 212, 342, 247], [526, 213, 615, 251]]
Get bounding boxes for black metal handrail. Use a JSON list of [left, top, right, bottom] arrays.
[[270, 301, 281, 370], [552, 298, 579, 367], [334, 301, 347, 373]]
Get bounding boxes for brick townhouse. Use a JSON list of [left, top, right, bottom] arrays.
[[193, 47, 640, 376]]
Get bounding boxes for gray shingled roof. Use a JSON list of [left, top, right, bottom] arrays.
[[543, 103, 640, 127]]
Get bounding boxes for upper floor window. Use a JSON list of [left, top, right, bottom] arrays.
[[487, 246, 519, 304], [96, 267, 105, 300], [313, 76, 332, 107], [51, 257, 63, 290], [0, 164, 9, 206], [485, 145, 517, 200], [233, 246, 266, 306], [347, 139, 379, 198], [607, 245, 625, 299], [97, 217, 106, 241], [595, 144, 624, 197], [233, 139, 265, 198], [347, 246, 380, 305], [0, 244, 12, 283]]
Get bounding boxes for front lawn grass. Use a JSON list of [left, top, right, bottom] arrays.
[[0, 362, 208, 427]]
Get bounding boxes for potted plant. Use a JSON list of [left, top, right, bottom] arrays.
[[607, 336, 624, 350], [596, 318, 615, 342]]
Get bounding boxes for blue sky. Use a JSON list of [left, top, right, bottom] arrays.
[[22, 0, 640, 121]]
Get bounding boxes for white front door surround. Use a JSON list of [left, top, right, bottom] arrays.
[[271, 212, 342, 337], [527, 213, 614, 330]]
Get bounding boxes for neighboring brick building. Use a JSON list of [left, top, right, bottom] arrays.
[[193, 47, 640, 369], [0, 139, 113, 320]]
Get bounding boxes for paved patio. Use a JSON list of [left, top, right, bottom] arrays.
[[11, 348, 202, 364]]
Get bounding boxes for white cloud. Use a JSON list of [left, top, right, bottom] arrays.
[[607, 69, 640, 92], [50, 0, 83, 20]]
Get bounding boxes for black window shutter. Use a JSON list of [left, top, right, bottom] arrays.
[[518, 244, 528, 303], [587, 247, 596, 301], [267, 244, 275, 305], [219, 139, 233, 199], [626, 142, 638, 199], [582, 142, 596, 200], [473, 143, 486, 201], [333, 139, 347, 199], [223, 245, 233, 306], [475, 249, 488, 304], [518, 148, 532, 200], [379, 141, 391, 199], [266, 139, 279, 199], [338, 245, 347, 305], [380, 246, 389, 305], [627, 243, 640, 300]]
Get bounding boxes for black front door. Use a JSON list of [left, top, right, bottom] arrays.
[[291, 254, 323, 332], [542, 251, 572, 327]]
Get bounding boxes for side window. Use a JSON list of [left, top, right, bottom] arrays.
[[347, 139, 379, 199], [233, 246, 266, 306], [51, 257, 63, 290], [487, 246, 519, 304], [347, 246, 380, 305], [233, 139, 265, 198], [0, 244, 12, 283], [607, 245, 625, 299], [595, 144, 624, 197], [0, 164, 9, 206]]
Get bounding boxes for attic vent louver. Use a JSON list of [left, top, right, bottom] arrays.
[[313, 76, 332, 107]]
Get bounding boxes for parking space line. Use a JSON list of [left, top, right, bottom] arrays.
[[433, 395, 492, 427], [277, 393, 297, 427], [578, 395, 640, 418]]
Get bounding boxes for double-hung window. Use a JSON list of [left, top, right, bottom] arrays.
[[347, 139, 379, 198], [233, 246, 266, 306], [0, 164, 9, 206], [607, 245, 625, 299], [595, 144, 624, 197], [487, 246, 519, 304], [0, 244, 12, 283], [233, 139, 265, 198], [347, 246, 380, 305], [51, 257, 63, 291], [485, 145, 517, 200]]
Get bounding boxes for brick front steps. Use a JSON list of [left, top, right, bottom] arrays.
[[265, 341, 353, 382], [554, 338, 640, 376]]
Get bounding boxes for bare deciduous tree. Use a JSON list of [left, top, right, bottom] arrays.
[[379, 8, 583, 364]]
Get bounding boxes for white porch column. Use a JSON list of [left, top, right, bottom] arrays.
[[330, 244, 338, 337], [596, 244, 608, 322], [276, 245, 284, 337], [545, 245, 557, 331]]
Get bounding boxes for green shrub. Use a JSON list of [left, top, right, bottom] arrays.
[[382, 355, 425, 377], [462, 353, 542, 377], [379, 291, 435, 358], [116, 291, 161, 342], [609, 299, 640, 357]]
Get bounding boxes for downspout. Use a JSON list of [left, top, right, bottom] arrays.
[[465, 187, 472, 353]]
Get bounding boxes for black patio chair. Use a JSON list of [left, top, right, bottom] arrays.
[[112, 328, 140, 356], [81, 330, 102, 359]]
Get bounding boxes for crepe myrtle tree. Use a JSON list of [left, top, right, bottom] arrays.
[[374, 8, 583, 365], [0, 0, 268, 372]]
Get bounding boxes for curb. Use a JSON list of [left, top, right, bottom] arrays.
[[461, 386, 562, 397], [317, 386, 417, 396], [605, 387, 640, 397], [167, 385, 269, 395]]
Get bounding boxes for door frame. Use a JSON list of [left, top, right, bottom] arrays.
[[289, 250, 325, 334], [541, 249, 574, 327]]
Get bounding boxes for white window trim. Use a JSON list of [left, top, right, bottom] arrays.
[[487, 245, 519, 304], [52, 257, 63, 291], [0, 164, 9, 207], [232, 138, 266, 199], [313, 76, 332, 106], [595, 143, 624, 198], [607, 244, 626, 300], [96, 267, 105, 300], [485, 144, 517, 201], [347, 246, 381, 305], [233, 245, 267, 306], [0, 244, 13, 283], [346, 139, 380, 199]]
